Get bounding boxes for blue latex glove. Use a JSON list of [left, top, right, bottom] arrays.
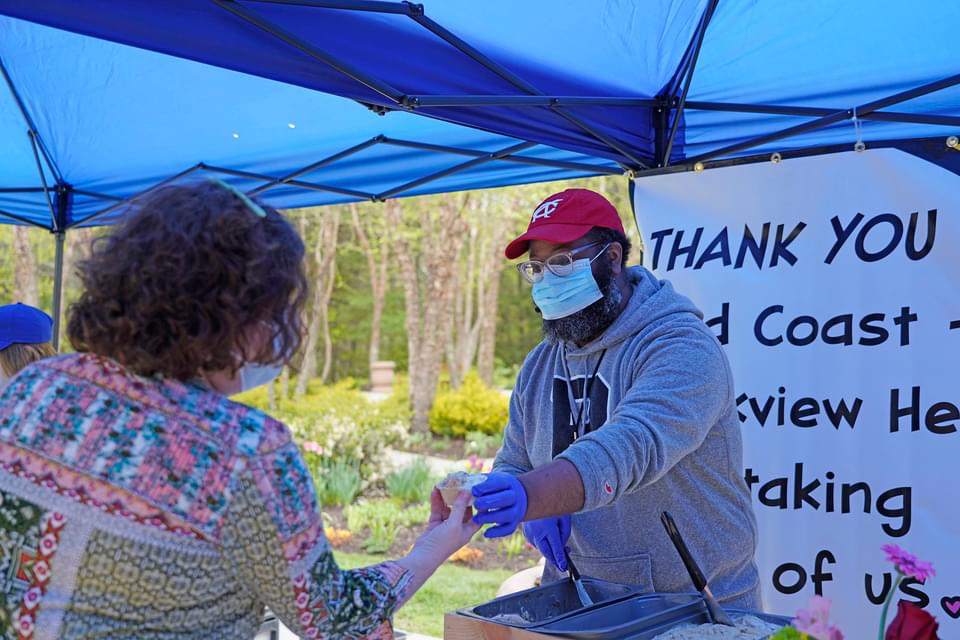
[[472, 472, 528, 538], [522, 515, 572, 571]]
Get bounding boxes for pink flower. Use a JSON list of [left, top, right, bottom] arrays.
[[302, 441, 323, 455], [38, 533, 57, 557], [466, 455, 484, 472], [32, 561, 51, 584], [22, 587, 42, 611], [299, 611, 314, 626], [295, 591, 310, 608], [794, 595, 844, 640], [17, 613, 34, 636], [305, 627, 319, 638], [882, 544, 936, 582]]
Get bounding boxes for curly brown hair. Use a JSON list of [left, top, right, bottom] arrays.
[[67, 181, 308, 380]]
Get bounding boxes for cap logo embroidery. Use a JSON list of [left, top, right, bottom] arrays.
[[531, 198, 562, 223]]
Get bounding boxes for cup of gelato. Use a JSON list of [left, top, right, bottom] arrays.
[[437, 471, 487, 507]]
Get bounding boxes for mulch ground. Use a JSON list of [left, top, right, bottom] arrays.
[[325, 506, 541, 574]]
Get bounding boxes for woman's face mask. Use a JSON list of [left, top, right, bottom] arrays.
[[235, 332, 285, 392], [237, 361, 283, 392]]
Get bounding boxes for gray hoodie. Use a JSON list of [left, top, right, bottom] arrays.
[[494, 266, 760, 607]]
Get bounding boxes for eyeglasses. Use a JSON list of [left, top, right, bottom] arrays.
[[516, 242, 611, 283]]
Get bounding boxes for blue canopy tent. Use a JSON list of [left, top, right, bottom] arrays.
[[2, 0, 960, 347]]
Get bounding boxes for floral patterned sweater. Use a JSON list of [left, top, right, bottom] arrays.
[[0, 353, 410, 639]]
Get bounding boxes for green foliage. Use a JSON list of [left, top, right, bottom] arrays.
[[499, 531, 527, 559], [769, 627, 806, 640], [429, 371, 509, 437], [386, 459, 438, 504], [309, 458, 361, 507], [363, 516, 398, 553], [465, 431, 502, 457], [344, 498, 430, 554]]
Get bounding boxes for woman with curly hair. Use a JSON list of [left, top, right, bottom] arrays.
[[0, 181, 478, 639], [0, 302, 56, 389]]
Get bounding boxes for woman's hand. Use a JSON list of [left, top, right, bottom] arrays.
[[415, 489, 481, 559], [397, 489, 481, 589]]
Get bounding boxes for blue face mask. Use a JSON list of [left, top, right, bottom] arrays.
[[532, 258, 604, 320]]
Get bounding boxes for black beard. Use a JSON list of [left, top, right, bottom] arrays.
[[541, 261, 623, 346]]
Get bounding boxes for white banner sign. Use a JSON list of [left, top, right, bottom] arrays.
[[632, 148, 959, 635]]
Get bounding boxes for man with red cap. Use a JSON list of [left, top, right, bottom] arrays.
[[471, 189, 760, 607]]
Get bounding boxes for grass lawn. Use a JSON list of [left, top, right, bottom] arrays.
[[335, 551, 514, 638]]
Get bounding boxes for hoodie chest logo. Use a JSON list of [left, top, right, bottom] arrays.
[[551, 374, 611, 458]]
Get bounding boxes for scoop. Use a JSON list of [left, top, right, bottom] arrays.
[[660, 511, 735, 627], [564, 549, 595, 609]]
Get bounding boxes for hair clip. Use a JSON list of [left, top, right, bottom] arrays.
[[208, 178, 267, 218]]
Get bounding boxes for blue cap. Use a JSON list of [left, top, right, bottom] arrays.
[[0, 303, 53, 350]]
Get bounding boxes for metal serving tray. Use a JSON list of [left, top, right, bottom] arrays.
[[460, 577, 642, 629], [530, 594, 793, 640]]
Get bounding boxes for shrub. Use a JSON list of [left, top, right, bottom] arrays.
[[465, 431, 502, 457], [386, 459, 438, 504], [429, 371, 509, 437], [236, 379, 408, 487]]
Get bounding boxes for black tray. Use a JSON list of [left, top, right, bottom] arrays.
[[530, 594, 792, 640], [460, 577, 642, 629]]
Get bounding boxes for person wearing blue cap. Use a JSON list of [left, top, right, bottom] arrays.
[[0, 302, 56, 388]]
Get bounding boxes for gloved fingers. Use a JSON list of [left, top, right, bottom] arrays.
[[559, 515, 572, 540], [473, 491, 516, 512], [483, 521, 519, 539], [472, 474, 510, 496], [472, 506, 518, 526]]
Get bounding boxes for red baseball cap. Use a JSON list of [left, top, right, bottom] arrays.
[[504, 189, 625, 259]]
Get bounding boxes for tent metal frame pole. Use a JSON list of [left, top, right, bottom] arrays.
[[685, 72, 960, 166], [376, 140, 536, 200], [51, 229, 66, 351], [2, 56, 64, 230], [72, 189, 123, 201], [662, 0, 718, 167], [200, 164, 375, 199], [212, 0, 407, 105], [0, 56, 63, 185], [380, 137, 622, 174], [0, 208, 49, 229], [405, 9, 647, 170], [76, 164, 205, 229], [49, 186, 71, 350], [247, 135, 384, 195], [635, 134, 960, 178], [683, 101, 960, 126], [26, 131, 60, 230], [408, 96, 658, 108], [247, 0, 410, 13]]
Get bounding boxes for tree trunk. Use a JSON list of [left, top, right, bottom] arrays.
[[318, 210, 340, 383], [351, 204, 389, 367], [12, 226, 39, 306], [267, 379, 277, 411], [295, 211, 340, 396], [385, 196, 469, 433]]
